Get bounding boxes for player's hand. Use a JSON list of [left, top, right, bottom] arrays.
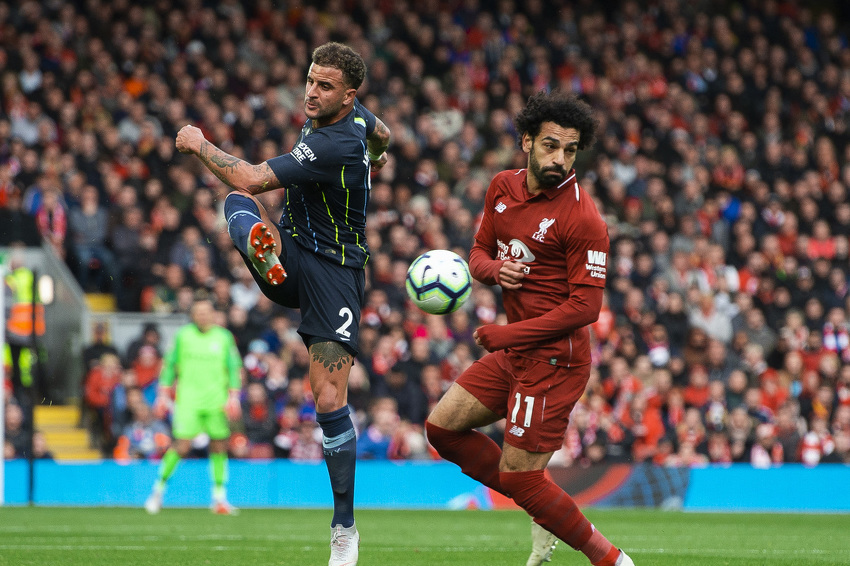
[[472, 324, 494, 352], [175, 125, 205, 155], [369, 152, 388, 172], [225, 392, 242, 421], [473, 329, 484, 348], [152, 395, 171, 419], [497, 260, 528, 290]]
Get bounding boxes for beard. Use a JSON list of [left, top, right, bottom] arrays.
[[528, 147, 568, 189], [305, 97, 343, 122]]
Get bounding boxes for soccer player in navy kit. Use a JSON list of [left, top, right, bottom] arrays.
[[426, 91, 635, 566], [176, 42, 389, 566]]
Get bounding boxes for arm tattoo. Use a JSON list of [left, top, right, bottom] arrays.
[[245, 163, 279, 195], [198, 141, 244, 189], [367, 119, 391, 156], [310, 341, 352, 374], [198, 142, 279, 194]]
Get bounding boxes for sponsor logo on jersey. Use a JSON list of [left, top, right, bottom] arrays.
[[291, 142, 317, 163], [532, 218, 555, 242], [587, 250, 607, 266], [495, 201, 507, 213], [496, 239, 536, 263], [508, 425, 525, 437], [586, 250, 607, 279]]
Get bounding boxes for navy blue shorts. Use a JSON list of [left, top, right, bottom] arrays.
[[239, 229, 365, 356]]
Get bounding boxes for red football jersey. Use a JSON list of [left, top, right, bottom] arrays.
[[469, 168, 609, 367]]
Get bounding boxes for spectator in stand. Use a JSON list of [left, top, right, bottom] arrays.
[[124, 322, 163, 366], [357, 397, 402, 460], [129, 344, 163, 407], [373, 363, 428, 425], [241, 382, 278, 459], [83, 352, 123, 453], [113, 399, 170, 462], [3, 402, 28, 459], [34, 188, 66, 260], [289, 417, 323, 462], [0, 188, 41, 247], [68, 184, 119, 292]]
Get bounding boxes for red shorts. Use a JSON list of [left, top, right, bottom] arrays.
[[456, 350, 589, 453]]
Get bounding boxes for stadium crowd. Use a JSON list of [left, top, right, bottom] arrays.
[[3, 0, 850, 467]]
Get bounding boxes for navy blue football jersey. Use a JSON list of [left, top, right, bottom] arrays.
[[267, 98, 377, 269]]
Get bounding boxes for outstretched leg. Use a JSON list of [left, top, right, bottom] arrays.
[[427, 382, 630, 566], [224, 191, 287, 285]]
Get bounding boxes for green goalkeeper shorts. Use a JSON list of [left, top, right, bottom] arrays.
[[172, 406, 230, 441]]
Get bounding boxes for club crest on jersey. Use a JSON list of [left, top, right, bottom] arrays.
[[496, 239, 536, 263], [495, 201, 507, 213], [532, 218, 555, 242]]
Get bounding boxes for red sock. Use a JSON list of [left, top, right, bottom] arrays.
[[499, 470, 594, 550], [425, 422, 504, 493], [582, 526, 620, 565]]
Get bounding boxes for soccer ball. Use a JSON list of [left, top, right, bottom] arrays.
[[405, 250, 472, 315]]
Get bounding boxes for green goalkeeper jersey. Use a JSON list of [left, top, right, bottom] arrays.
[[159, 324, 242, 410]]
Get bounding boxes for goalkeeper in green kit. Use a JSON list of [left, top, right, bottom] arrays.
[[144, 299, 243, 515]]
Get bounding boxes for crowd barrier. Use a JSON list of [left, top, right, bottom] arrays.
[[2, 460, 848, 512]]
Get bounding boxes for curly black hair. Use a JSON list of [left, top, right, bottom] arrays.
[[312, 42, 367, 90], [514, 90, 598, 150]]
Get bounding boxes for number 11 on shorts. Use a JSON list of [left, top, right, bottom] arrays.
[[510, 393, 535, 427]]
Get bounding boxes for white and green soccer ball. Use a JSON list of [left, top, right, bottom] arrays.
[[405, 249, 472, 315]]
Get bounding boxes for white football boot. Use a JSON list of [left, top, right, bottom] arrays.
[[329, 523, 359, 566], [616, 549, 635, 565], [144, 490, 162, 515], [526, 521, 558, 566]]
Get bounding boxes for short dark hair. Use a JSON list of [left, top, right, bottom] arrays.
[[515, 90, 598, 150], [312, 42, 367, 90]]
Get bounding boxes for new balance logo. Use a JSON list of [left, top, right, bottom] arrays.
[[495, 202, 507, 213], [587, 250, 607, 266], [508, 425, 525, 437]]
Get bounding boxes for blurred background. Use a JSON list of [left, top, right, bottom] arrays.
[[2, 0, 850, 509]]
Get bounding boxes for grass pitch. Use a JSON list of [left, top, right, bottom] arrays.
[[0, 507, 847, 565]]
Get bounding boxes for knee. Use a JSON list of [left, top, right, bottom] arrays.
[[498, 469, 546, 504], [424, 420, 442, 447], [314, 384, 346, 413], [424, 420, 463, 455]]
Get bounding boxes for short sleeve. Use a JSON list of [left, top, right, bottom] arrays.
[[267, 131, 342, 187], [357, 101, 378, 136], [565, 210, 609, 288]]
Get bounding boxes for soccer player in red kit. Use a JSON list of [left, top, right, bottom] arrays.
[[426, 91, 634, 566]]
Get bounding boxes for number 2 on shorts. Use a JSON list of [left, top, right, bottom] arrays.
[[510, 393, 535, 427], [335, 307, 354, 338]]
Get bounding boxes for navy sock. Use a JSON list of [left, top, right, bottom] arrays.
[[316, 406, 356, 528], [224, 193, 262, 254]]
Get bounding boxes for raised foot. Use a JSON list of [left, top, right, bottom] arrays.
[[247, 222, 287, 285]]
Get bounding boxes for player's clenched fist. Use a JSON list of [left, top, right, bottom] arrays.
[[224, 391, 242, 421], [497, 260, 528, 290], [175, 125, 205, 154], [153, 394, 171, 419]]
